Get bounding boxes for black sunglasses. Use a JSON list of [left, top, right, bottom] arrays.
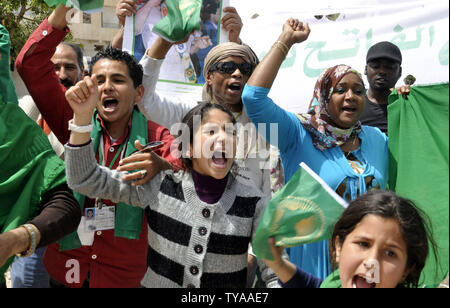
[[209, 61, 254, 76]]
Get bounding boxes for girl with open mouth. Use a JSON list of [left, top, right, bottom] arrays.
[[64, 101, 269, 288]]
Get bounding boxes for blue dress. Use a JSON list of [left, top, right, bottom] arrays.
[[242, 84, 388, 279]]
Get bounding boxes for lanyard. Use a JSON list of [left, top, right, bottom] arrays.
[[98, 135, 127, 169]]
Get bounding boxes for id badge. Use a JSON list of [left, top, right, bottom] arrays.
[[84, 202, 115, 232]]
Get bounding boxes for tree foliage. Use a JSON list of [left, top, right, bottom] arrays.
[[0, 0, 52, 63]]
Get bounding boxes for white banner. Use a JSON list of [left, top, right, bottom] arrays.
[[231, 0, 449, 113]]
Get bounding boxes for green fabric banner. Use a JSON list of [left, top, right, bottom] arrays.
[[0, 103, 67, 281], [152, 0, 203, 42], [252, 163, 348, 261], [43, 0, 104, 12], [388, 83, 449, 288], [0, 25, 18, 105]]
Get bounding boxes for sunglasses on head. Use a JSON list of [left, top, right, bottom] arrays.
[[209, 61, 254, 76]]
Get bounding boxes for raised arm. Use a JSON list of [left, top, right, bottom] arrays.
[[241, 19, 311, 153], [15, 4, 76, 144], [64, 75, 159, 207]]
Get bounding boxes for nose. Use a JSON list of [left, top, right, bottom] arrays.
[[57, 66, 67, 80], [102, 78, 114, 93], [344, 89, 355, 100], [362, 249, 382, 283], [231, 67, 243, 78]]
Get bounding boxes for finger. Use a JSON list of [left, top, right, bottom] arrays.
[[131, 175, 151, 186], [221, 12, 241, 23], [221, 17, 242, 28], [304, 22, 311, 35], [119, 3, 137, 15], [130, 169, 154, 186], [79, 78, 91, 97], [268, 238, 281, 261], [84, 75, 95, 95], [119, 151, 152, 165], [121, 170, 147, 182], [117, 159, 152, 172], [134, 139, 145, 151], [66, 90, 82, 104], [90, 74, 98, 94], [73, 86, 88, 102], [222, 6, 238, 14]]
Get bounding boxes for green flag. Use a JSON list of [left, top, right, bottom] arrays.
[[252, 162, 348, 261], [0, 25, 18, 105], [43, 0, 104, 12], [152, 0, 203, 42], [388, 83, 449, 288]]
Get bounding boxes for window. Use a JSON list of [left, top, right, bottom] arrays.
[[101, 7, 119, 29], [83, 13, 91, 24]]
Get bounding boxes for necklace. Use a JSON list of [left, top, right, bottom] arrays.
[[342, 136, 358, 158]]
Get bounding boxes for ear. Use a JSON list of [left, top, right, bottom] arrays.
[[398, 66, 402, 80], [133, 85, 145, 104], [205, 71, 214, 86], [334, 236, 342, 264], [401, 264, 414, 283], [364, 65, 368, 76]]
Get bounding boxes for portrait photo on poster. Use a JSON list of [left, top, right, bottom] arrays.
[[123, 0, 229, 85]]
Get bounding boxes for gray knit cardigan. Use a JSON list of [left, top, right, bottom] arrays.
[[65, 142, 268, 288]]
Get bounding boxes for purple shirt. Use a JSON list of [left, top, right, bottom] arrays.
[[192, 170, 228, 204]]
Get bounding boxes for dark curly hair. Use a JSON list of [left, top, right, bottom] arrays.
[[89, 47, 143, 88], [330, 190, 437, 288]]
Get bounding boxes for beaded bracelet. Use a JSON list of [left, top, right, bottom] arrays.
[[16, 224, 37, 258]]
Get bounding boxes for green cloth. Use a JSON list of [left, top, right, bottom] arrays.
[[320, 270, 341, 288], [153, 0, 203, 42], [388, 83, 449, 288], [43, 0, 104, 12], [58, 107, 148, 251], [0, 25, 18, 104], [252, 162, 347, 261], [0, 103, 67, 281]]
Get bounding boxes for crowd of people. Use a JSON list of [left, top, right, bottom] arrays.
[[0, 1, 446, 289]]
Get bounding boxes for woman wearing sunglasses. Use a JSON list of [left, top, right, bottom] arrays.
[[120, 7, 273, 209]]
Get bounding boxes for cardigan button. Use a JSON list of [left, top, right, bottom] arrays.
[[194, 245, 203, 254], [190, 266, 199, 275], [202, 208, 210, 218], [198, 227, 207, 236]]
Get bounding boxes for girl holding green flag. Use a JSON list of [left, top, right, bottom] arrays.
[[262, 190, 436, 288]]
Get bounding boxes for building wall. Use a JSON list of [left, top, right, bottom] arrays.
[[69, 0, 121, 57]]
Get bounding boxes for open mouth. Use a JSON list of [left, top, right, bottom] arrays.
[[211, 151, 229, 169], [228, 82, 242, 94], [102, 97, 119, 112], [352, 275, 376, 288], [342, 106, 357, 113]]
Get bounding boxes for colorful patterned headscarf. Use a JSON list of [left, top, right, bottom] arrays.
[[297, 64, 364, 151]]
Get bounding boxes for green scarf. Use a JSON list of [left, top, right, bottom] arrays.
[[0, 102, 66, 281], [319, 270, 342, 288], [58, 107, 148, 251]]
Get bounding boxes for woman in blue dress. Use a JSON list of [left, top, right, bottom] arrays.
[[242, 18, 388, 280]]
